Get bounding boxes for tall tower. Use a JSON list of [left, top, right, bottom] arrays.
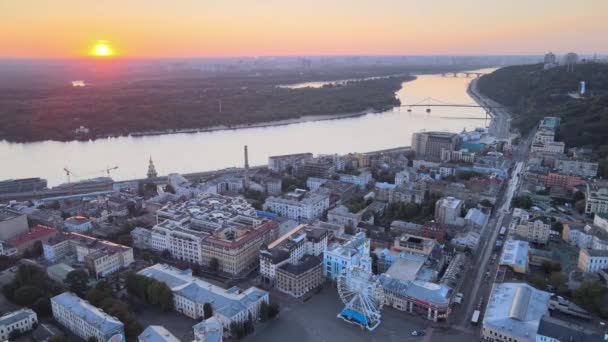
[[243, 145, 250, 190], [147, 156, 158, 179]]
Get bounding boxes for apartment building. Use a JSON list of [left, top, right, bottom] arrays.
[[578, 249, 608, 273], [530, 141, 565, 154], [411, 131, 460, 160], [434, 197, 464, 226], [555, 159, 599, 178], [259, 224, 327, 286], [585, 184, 608, 215], [264, 189, 330, 221], [268, 153, 313, 173], [338, 171, 372, 190], [51, 292, 125, 342], [143, 194, 278, 275], [43, 232, 134, 278], [275, 255, 324, 299], [515, 217, 551, 244]]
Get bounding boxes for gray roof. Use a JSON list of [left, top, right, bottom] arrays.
[[537, 315, 603, 342], [138, 264, 268, 320], [138, 325, 180, 342], [0, 308, 36, 327], [483, 283, 551, 342], [500, 240, 529, 270], [379, 275, 451, 306], [51, 292, 123, 335]]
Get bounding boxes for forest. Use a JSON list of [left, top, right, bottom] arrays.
[[477, 62, 608, 176]]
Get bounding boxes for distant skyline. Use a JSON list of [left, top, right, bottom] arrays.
[[2, 0, 608, 58]]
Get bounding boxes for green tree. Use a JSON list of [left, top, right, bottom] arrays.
[[259, 301, 270, 321], [203, 302, 213, 319], [551, 221, 564, 234], [157, 283, 174, 312], [512, 195, 533, 209], [14, 285, 44, 306], [268, 302, 280, 319], [370, 252, 379, 275], [87, 337, 99, 342], [65, 269, 90, 297], [573, 280, 606, 315], [49, 334, 68, 342], [209, 257, 220, 273]]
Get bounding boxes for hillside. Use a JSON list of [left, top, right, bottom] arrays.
[[477, 63, 608, 176]]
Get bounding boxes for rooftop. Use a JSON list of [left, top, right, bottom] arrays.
[[138, 325, 180, 342], [138, 264, 268, 319], [379, 275, 451, 307], [483, 283, 551, 342], [51, 292, 123, 335], [0, 208, 23, 222], [537, 315, 602, 342], [277, 255, 321, 276], [0, 308, 36, 327], [500, 240, 529, 270], [8, 224, 57, 247]]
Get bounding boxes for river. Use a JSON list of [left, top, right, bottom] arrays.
[[0, 68, 495, 186]]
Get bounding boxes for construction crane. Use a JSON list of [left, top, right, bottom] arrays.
[[63, 168, 75, 184], [101, 166, 118, 176]]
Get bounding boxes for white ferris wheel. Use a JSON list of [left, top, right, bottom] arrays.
[[336, 265, 385, 331]]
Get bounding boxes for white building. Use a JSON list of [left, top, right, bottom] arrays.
[[131, 227, 152, 249], [482, 283, 551, 342], [338, 171, 372, 189], [530, 141, 565, 154], [193, 317, 223, 342], [555, 159, 598, 178], [327, 205, 363, 228], [533, 128, 555, 144], [51, 292, 125, 342], [577, 249, 608, 273], [138, 325, 179, 342], [324, 232, 371, 280], [43, 232, 134, 278], [515, 217, 551, 244], [0, 308, 37, 341], [138, 264, 268, 328], [434, 197, 464, 226], [585, 184, 608, 215], [499, 240, 529, 274], [394, 169, 417, 186], [306, 177, 327, 191], [63, 216, 93, 232], [562, 223, 608, 251], [268, 153, 313, 173], [263, 189, 330, 221]]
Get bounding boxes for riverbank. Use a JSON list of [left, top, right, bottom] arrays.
[[467, 75, 512, 139], [117, 107, 390, 139]]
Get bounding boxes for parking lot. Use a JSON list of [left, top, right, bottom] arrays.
[[246, 285, 479, 342]]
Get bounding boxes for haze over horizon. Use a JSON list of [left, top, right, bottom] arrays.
[[2, 0, 608, 58]]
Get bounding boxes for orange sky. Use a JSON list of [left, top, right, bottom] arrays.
[[2, 0, 607, 58]]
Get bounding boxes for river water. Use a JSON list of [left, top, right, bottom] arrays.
[[0, 68, 494, 186]]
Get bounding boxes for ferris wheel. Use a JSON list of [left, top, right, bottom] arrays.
[[336, 265, 385, 331]]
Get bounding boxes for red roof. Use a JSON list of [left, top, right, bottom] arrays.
[[8, 224, 58, 247]]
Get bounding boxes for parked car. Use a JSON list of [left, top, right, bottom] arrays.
[[411, 330, 426, 336]]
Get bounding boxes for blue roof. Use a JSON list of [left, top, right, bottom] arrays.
[[138, 326, 179, 342], [51, 292, 123, 335], [339, 309, 368, 325], [139, 264, 268, 319], [0, 309, 36, 327]]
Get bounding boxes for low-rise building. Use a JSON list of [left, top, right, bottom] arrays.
[[138, 325, 179, 342], [193, 317, 223, 342], [264, 189, 330, 221], [138, 264, 268, 328], [578, 249, 608, 273], [327, 205, 362, 228], [585, 184, 608, 215], [531, 141, 565, 154], [338, 171, 372, 190], [536, 315, 603, 342], [379, 275, 451, 322], [306, 177, 327, 191], [562, 223, 608, 251], [43, 232, 134, 278], [482, 283, 551, 342], [131, 227, 152, 249], [0, 208, 29, 240], [324, 232, 371, 280], [499, 240, 529, 274], [515, 217, 551, 244], [7, 224, 58, 254], [51, 292, 125, 342], [374, 182, 396, 202], [0, 308, 38, 342], [64, 216, 93, 232], [555, 159, 599, 178], [46, 263, 76, 283]]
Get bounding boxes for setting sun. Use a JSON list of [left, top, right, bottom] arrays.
[[92, 41, 113, 57]]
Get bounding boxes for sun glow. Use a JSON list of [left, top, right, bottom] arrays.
[[91, 41, 113, 57]]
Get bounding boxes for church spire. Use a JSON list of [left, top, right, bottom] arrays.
[[147, 156, 158, 178]]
